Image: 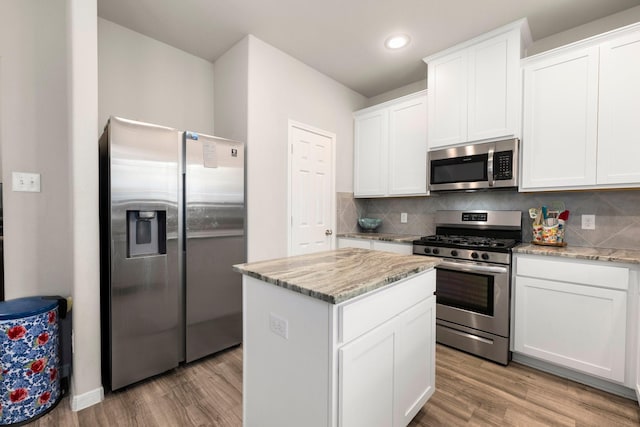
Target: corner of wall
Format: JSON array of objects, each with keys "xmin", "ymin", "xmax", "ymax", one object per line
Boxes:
[{"xmin": 337, "ymin": 192, "xmax": 367, "ymax": 233}]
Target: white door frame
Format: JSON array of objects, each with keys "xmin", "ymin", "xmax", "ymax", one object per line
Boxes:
[{"xmin": 287, "ymin": 120, "xmax": 337, "ymax": 256}]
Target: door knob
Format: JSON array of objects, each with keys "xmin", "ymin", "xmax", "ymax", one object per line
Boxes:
[{"xmin": 325, "ymin": 229, "xmax": 333, "ymax": 236}]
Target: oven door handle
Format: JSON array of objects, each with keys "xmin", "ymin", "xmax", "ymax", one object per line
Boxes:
[{"xmin": 437, "ymin": 260, "xmax": 509, "ymax": 275}]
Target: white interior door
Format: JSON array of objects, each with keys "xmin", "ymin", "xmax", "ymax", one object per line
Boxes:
[{"xmin": 289, "ymin": 121, "xmax": 335, "ymax": 256}]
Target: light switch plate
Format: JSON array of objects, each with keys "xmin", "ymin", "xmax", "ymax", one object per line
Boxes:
[
  {"xmin": 581, "ymin": 214, "xmax": 596, "ymax": 230},
  {"xmin": 400, "ymin": 213, "xmax": 408, "ymax": 223},
  {"xmin": 12, "ymin": 172, "xmax": 41, "ymax": 192}
]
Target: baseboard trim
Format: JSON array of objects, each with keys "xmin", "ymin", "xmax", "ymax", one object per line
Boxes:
[
  {"xmin": 512, "ymin": 353, "xmax": 637, "ymax": 401},
  {"xmin": 70, "ymin": 386, "xmax": 104, "ymax": 411}
]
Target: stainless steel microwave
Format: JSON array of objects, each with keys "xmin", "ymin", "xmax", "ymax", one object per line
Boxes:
[{"xmin": 428, "ymin": 139, "xmax": 519, "ymax": 192}]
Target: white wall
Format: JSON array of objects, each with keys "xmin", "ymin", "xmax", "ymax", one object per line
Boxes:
[
  {"xmin": 0, "ymin": 1, "xmax": 73, "ymax": 299},
  {"xmin": 213, "ymin": 38, "xmax": 249, "ymax": 143},
  {"xmin": 98, "ymin": 18, "xmax": 215, "ymax": 134},
  {"xmin": 245, "ymin": 36, "xmax": 366, "ymax": 262},
  {"xmin": 0, "ymin": 0, "xmax": 103, "ymax": 409},
  {"xmin": 67, "ymin": 0, "xmax": 102, "ymax": 408},
  {"xmin": 365, "ymin": 79, "xmax": 427, "ymax": 108},
  {"xmin": 528, "ymin": 5, "xmax": 640, "ymax": 55}
]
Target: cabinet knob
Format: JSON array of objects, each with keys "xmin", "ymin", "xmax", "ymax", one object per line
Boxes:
[{"xmin": 325, "ymin": 229, "xmax": 333, "ymax": 236}]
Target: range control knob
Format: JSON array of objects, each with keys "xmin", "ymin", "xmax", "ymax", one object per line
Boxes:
[
  {"xmin": 451, "ymin": 250, "xmax": 458, "ymax": 257},
  {"xmin": 423, "ymin": 247, "xmax": 431, "ymax": 254},
  {"xmin": 432, "ymin": 248, "xmax": 440, "ymax": 255},
  {"xmin": 481, "ymin": 253, "xmax": 490, "ymax": 260},
  {"xmin": 471, "ymin": 252, "xmax": 479, "ymax": 259}
]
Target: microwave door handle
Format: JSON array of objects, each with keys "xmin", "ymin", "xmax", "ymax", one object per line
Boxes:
[{"xmin": 487, "ymin": 145, "xmax": 495, "ymax": 187}]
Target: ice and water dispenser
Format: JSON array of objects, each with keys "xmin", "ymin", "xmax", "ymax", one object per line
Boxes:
[{"xmin": 126, "ymin": 210, "xmax": 167, "ymax": 257}]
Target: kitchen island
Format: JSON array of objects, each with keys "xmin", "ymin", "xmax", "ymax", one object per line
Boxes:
[{"xmin": 233, "ymin": 248, "xmax": 440, "ymax": 427}]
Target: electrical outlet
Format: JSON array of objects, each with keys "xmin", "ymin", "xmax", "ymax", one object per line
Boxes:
[
  {"xmin": 582, "ymin": 214, "xmax": 596, "ymax": 230},
  {"xmin": 400, "ymin": 212, "xmax": 408, "ymax": 223},
  {"xmin": 12, "ymin": 172, "xmax": 41, "ymax": 192},
  {"xmin": 269, "ymin": 313, "xmax": 289, "ymax": 339}
]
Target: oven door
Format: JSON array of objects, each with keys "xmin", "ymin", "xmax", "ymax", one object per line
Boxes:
[{"xmin": 435, "ymin": 259, "xmax": 509, "ymax": 337}]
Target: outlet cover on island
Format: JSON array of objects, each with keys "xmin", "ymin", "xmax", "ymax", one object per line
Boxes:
[
  {"xmin": 269, "ymin": 312, "xmax": 288, "ymax": 339},
  {"xmin": 582, "ymin": 214, "xmax": 596, "ymax": 230},
  {"xmin": 400, "ymin": 212, "xmax": 408, "ymax": 223}
]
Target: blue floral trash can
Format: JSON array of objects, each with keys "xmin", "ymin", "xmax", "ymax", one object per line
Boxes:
[{"xmin": 0, "ymin": 297, "xmax": 62, "ymax": 426}]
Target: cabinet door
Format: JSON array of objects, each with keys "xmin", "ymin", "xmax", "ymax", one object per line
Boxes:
[
  {"xmin": 354, "ymin": 109, "xmax": 388, "ymax": 196},
  {"xmin": 339, "ymin": 319, "xmax": 396, "ymax": 427},
  {"xmin": 597, "ymin": 31, "xmax": 640, "ymax": 185},
  {"xmin": 395, "ymin": 297, "xmax": 436, "ymax": 426},
  {"xmin": 388, "ymin": 96, "xmax": 428, "ymax": 195},
  {"xmin": 514, "ymin": 276, "xmax": 626, "ymax": 381},
  {"xmin": 337, "ymin": 238, "xmax": 372, "ymax": 250},
  {"xmin": 521, "ymin": 47, "xmax": 599, "ymax": 189},
  {"xmin": 372, "ymin": 240, "xmax": 412, "ymax": 255},
  {"xmin": 427, "ymin": 51, "xmax": 467, "ymax": 148},
  {"xmin": 467, "ymin": 30, "xmax": 519, "ymax": 142}
]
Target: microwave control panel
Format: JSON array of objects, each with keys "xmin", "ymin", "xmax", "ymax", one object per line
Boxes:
[{"xmin": 493, "ymin": 151, "xmax": 513, "ymax": 180}]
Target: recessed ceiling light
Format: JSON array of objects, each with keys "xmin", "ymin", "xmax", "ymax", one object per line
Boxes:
[{"xmin": 385, "ymin": 34, "xmax": 410, "ymax": 50}]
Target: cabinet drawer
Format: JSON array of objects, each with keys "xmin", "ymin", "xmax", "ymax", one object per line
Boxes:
[
  {"xmin": 372, "ymin": 241, "xmax": 412, "ymax": 255},
  {"xmin": 337, "ymin": 238, "xmax": 372, "ymax": 250},
  {"xmin": 339, "ymin": 269, "xmax": 436, "ymax": 344},
  {"xmin": 516, "ymin": 256, "xmax": 629, "ymax": 290}
]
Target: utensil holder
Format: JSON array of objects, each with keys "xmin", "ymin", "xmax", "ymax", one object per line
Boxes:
[{"xmin": 532, "ymin": 219, "xmax": 566, "ymax": 246}]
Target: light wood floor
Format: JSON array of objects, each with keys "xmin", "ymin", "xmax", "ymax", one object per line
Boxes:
[{"xmin": 33, "ymin": 344, "xmax": 640, "ymax": 426}]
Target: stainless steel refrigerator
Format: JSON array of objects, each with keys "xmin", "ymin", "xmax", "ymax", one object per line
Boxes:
[{"xmin": 99, "ymin": 117, "xmax": 245, "ymax": 391}]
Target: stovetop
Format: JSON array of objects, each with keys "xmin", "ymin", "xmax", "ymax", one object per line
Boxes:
[
  {"xmin": 414, "ymin": 234, "xmax": 518, "ymax": 251},
  {"xmin": 412, "ymin": 234, "xmax": 517, "ymax": 264},
  {"xmin": 412, "ymin": 210, "xmax": 522, "ymax": 263}
]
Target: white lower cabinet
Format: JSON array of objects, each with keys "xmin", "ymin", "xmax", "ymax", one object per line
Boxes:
[
  {"xmin": 243, "ymin": 269, "xmax": 436, "ymax": 427},
  {"xmin": 513, "ymin": 255, "xmax": 629, "ymax": 382},
  {"xmin": 337, "ymin": 237, "xmax": 413, "ymax": 255},
  {"xmin": 637, "ymin": 289, "xmax": 640, "ymax": 403},
  {"xmin": 339, "ymin": 317, "xmax": 396, "ymax": 427},
  {"xmin": 394, "ymin": 298, "xmax": 436, "ymax": 425},
  {"xmin": 339, "ymin": 297, "xmax": 435, "ymax": 427},
  {"xmin": 337, "ymin": 237, "xmax": 372, "ymax": 250}
]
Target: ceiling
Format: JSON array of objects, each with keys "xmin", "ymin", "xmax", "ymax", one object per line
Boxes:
[{"xmin": 97, "ymin": 0, "xmax": 640, "ymax": 98}]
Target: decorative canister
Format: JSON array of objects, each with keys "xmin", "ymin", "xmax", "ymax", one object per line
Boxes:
[{"xmin": 0, "ymin": 297, "xmax": 61, "ymax": 425}]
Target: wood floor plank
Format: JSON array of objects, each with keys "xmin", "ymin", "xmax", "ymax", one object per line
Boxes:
[{"xmin": 31, "ymin": 344, "xmax": 640, "ymax": 426}]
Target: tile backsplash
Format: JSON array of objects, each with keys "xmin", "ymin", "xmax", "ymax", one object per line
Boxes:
[{"xmin": 337, "ymin": 189, "xmax": 640, "ymax": 250}]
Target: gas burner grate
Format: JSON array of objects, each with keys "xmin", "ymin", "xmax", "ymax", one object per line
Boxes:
[{"xmin": 418, "ymin": 234, "xmax": 517, "ymax": 250}]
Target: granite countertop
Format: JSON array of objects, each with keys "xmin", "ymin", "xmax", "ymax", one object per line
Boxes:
[
  {"xmin": 513, "ymin": 244, "xmax": 640, "ymax": 265},
  {"xmin": 337, "ymin": 232, "xmax": 421, "ymax": 243},
  {"xmin": 233, "ymin": 247, "xmax": 440, "ymax": 304}
]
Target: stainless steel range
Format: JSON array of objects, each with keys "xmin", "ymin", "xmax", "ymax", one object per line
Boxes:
[{"xmin": 413, "ymin": 210, "xmax": 522, "ymax": 365}]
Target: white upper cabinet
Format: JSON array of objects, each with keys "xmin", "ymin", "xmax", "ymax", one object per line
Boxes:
[
  {"xmin": 467, "ymin": 30, "xmax": 520, "ymax": 142},
  {"xmin": 521, "ymin": 23, "xmax": 640, "ymax": 191},
  {"xmin": 426, "ymin": 51, "xmax": 467, "ymax": 147},
  {"xmin": 424, "ymin": 19, "xmax": 530, "ymax": 150},
  {"xmin": 354, "ymin": 91, "xmax": 427, "ymax": 198},
  {"xmin": 388, "ymin": 96, "xmax": 428, "ymax": 195},
  {"xmin": 521, "ymin": 46, "xmax": 600, "ymax": 188},
  {"xmin": 597, "ymin": 30, "xmax": 640, "ymax": 185},
  {"xmin": 354, "ymin": 108, "xmax": 388, "ymax": 196}
]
